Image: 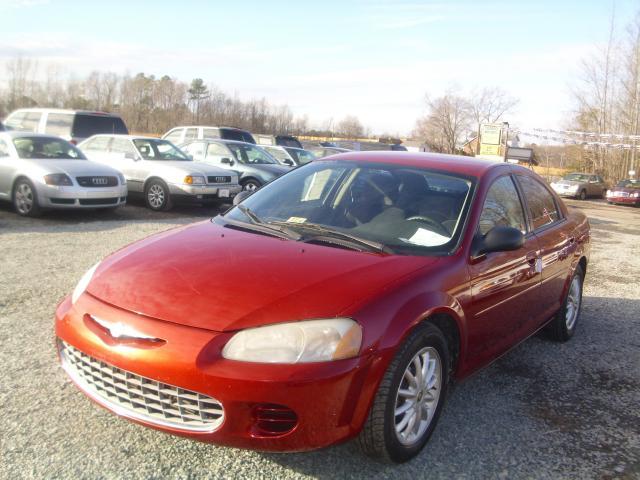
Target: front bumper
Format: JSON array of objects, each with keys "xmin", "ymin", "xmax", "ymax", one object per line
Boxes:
[
  {"xmin": 552, "ymin": 188, "xmax": 580, "ymax": 198},
  {"xmin": 37, "ymin": 184, "xmax": 128, "ymax": 209},
  {"xmin": 54, "ymin": 293, "xmax": 384, "ymax": 452},
  {"xmin": 169, "ymin": 183, "xmax": 242, "ymax": 203}
]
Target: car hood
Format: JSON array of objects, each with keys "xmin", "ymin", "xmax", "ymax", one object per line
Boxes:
[
  {"xmin": 26, "ymin": 159, "xmax": 120, "ymax": 176},
  {"xmin": 554, "ymin": 180, "xmax": 582, "ymax": 187},
  {"xmin": 86, "ymin": 221, "xmax": 437, "ymax": 332},
  {"xmin": 242, "ymin": 163, "xmax": 291, "ymax": 176},
  {"xmin": 143, "ymin": 160, "xmax": 236, "ymax": 178}
]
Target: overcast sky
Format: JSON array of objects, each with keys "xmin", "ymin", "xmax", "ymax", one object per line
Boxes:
[{"xmin": 0, "ymin": 0, "xmax": 636, "ymax": 135}]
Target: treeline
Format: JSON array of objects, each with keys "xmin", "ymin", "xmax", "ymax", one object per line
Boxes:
[
  {"xmin": 568, "ymin": 11, "xmax": 640, "ymax": 180},
  {"xmin": 0, "ymin": 58, "xmax": 366, "ymax": 138}
]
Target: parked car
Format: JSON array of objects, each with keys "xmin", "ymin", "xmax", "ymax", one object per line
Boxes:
[
  {"xmin": 78, "ymin": 135, "xmax": 240, "ymax": 211},
  {"xmin": 606, "ymin": 178, "xmax": 640, "ymax": 206},
  {"xmin": 162, "ymin": 126, "xmax": 256, "ymax": 145},
  {"xmin": 306, "ymin": 145, "xmax": 351, "ymax": 158},
  {"xmin": 55, "ymin": 151, "xmax": 589, "ymax": 462},
  {"xmin": 550, "ymin": 172, "xmax": 608, "ymax": 200},
  {"xmin": 3, "ymin": 108, "xmax": 128, "ymax": 144},
  {"xmin": 0, "ymin": 132, "xmax": 127, "ymax": 216},
  {"xmin": 181, "ymin": 139, "xmax": 290, "ymax": 191},
  {"xmin": 261, "ymin": 145, "xmax": 316, "ymax": 167},
  {"xmin": 254, "ymin": 134, "xmax": 303, "ymax": 149}
]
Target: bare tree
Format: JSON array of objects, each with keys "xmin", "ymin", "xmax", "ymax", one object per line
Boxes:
[
  {"xmin": 337, "ymin": 115, "xmax": 364, "ymax": 139},
  {"xmin": 469, "ymin": 86, "xmax": 518, "ymax": 125},
  {"xmin": 414, "ymin": 89, "xmax": 473, "ymax": 154}
]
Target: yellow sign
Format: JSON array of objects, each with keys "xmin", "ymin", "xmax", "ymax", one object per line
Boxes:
[
  {"xmin": 480, "ymin": 144, "xmax": 501, "ymax": 156},
  {"xmin": 480, "ymin": 124, "xmax": 502, "ymax": 145}
]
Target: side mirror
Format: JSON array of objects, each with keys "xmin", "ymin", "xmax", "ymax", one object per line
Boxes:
[
  {"xmin": 471, "ymin": 226, "xmax": 524, "ymax": 257},
  {"xmin": 283, "ymin": 159, "xmax": 294, "ymax": 166},
  {"xmin": 186, "ymin": 154, "xmax": 194, "ymax": 161},
  {"xmin": 124, "ymin": 152, "xmax": 138, "ymax": 161},
  {"xmin": 221, "ymin": 157, "xmax": 234, "ymax": 165},
  {"xmin": 233, "ymin": 190, "xmax": 253, "ymax": 205}
]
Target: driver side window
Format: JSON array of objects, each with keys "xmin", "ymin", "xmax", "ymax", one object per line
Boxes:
[{"xmin": 479, "ymin": 176, "xmax": 526, "ymax": 235}]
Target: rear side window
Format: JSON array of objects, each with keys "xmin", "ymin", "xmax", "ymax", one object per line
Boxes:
[
  {"xmin": 164, "ymin": 129, "xmax": 183, "ymax": 144},
  {"xmin": 5, "ymin": 111, "xmax": 27, "ymax": 129},
  {"xmin": 22, "ymin": 112, "xmax": 42, "ymax": 132},
  {"xmin": 72, "ymin": 115, "xmax": 128, "ymax": 138},
  {"xmin": 45, "ymin": 113, "xmax": 74, "ymax": 136},
  {"xmin": 110, "ymin": 138, "xmax": 136, "ymax": 156},
  {"xmin": 517, "ymin": 175, "xmax": 561, "ymax": 230},
  {"xmin": 479, "ymin": 176, "xmax": 526, "ymax": 235},
  {"xmin": 184, "ymin": 128, "xmax": 198, "ymax": 141},
  {"xmin": 206, "ymin": 142, "xmax": 229, "ymax": 157},
  {"xmin": 202, "ymin": 128, "xmax": 220, "ymax": 140},
  {"xmin": 83, "ymin": 136, "xmax": 111, "ymax": 151},
  {"xmin": 221, "ymin": 129, "xmax": 255, "ymax": 144}
]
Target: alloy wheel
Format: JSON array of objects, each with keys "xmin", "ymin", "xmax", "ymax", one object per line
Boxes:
[
  {"xmin": 147, "ymin": 184, "xmax": 165, "ymax": 209},
  {"xmin": 565, "ymin": 275, "xmax": 582, "ymax": 330},
  {"xmin": 15, "ymin": 183, "xmax": 34, "ymax": 215},
  {"xmin": 394, "ymin": 346, "xmax": 442, "ymax": 446},
  {"xmin": 243, "ymin": 182, "xmax": 259, "ymax": 192}
]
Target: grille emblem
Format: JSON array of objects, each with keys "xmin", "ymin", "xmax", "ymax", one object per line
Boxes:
[
  {"xmin": 92, "ymin": 177, "xmax": 108, "ymax": 185},
  {"xmin": 91, "ymin": 315, "xmax": 161, "ymax": 342}
]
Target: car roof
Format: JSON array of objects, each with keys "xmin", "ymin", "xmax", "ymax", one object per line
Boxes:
[
  {"xmin": 186, "ymin": 138, "xmax": 259, "ymax": 147},
  {"xmin": 7, "ymin": 108, "xmax": 122, "ymax": 117},
  {"xmin": 82, "ymin": 134, "xmax": 159, "ymax": 141},
  {"xmin": 168, "ymin": 125, "xmax": 250, "ymax": 131},
  {"xmin": 320, "ymin": 151, "xmax": 516, "ymax": 178}
]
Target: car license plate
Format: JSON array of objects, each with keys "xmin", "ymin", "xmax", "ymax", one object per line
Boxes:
[{"xmin": 219, "ymin": 189, "xmax": 229, "ymax": 198}]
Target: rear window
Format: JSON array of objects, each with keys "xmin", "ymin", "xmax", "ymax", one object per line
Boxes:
[
  {"xmin": 21, "ymin": 112, "xmax": 41, "ymax": 132},
  {"xmin": 45, "ymin": 113, "xmax": 74, "ymax": 136},
  {"xmin": 276, "ymin": 136, "xmax": 302, "ymax": 148},
  {"xmin": 72, "ymin": 114, "xmax": 128, "ymax": 138},
  {"xmin": 221, "ymin": 129, "xmax": 255, "ymax": 144}
]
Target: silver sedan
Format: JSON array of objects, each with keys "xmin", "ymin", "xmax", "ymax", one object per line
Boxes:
[{"xmin": 0, "ymin": 132, "xmax": 127, "ymax": 216}]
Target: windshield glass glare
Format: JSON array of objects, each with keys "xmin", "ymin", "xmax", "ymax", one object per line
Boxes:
[
  {"xmin": 227, "ymin": 143, "xmax": 278, "ymax": 164},
  {"xmin": 13, "ymin": 137, "xmax": 86, "ymax": 160},
  {"xmin": 133, "ymin": 139, "xmax": 189, "ymax": 161},
  {"xmin": 224, "ymin": 161, "xmax": 474, "ymax": 255}
]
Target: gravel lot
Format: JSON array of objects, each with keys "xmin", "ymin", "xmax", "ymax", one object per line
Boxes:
[{"xmin": 1, "ymin": 198, "xmax": 638, "ymax": 479}]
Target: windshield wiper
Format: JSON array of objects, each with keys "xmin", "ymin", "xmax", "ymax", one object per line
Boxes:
[
  {"xmin": 271, "ymin": 221, "xmax": 390, "ymax": 254},
  {"xmin": 232, "ymin": 205, "xmax": 301, "ymax": 240}
]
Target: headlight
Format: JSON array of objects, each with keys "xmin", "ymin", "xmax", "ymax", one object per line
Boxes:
[
  {"xmin": 71, "ymin": 262, "xmax": 100, "ymax": 304},
  {"xmin": 606, "ymin": 190, "xmax": 611, "ymax": 197},
  {"xmin": 117, "ymin": 173, "xmax": 126, "ymax": 185},
  {"xmin": 633, "ymin": 192, "xmax": 640, "ymax": 198},
  {"xmin": 222, "ymin": 318, "xmax": 362, "ymax": 363},
  {"xmin": 184, "ymin": 175, "xmax": 205, "ymax": 185},
  {"xmin": 44, "ymin": 173, "xmax": 73, "ymax": 186}
]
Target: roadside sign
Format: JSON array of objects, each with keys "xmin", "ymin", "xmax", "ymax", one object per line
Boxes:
[{"xmin": 480, "ymin": 124, "xmax": 502, "ymax": 145}]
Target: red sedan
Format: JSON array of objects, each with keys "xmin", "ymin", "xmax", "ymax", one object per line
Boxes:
[
  {"xmin": 606, "ymin": 179, "xmax": 640, "ymax": 206},
  {"xmin": 55, "ymin": 152, "xmax": 590, "ymax": 463}
]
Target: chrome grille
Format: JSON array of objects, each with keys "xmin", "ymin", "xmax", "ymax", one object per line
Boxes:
[
  {"xmin": 207, "ymin": 175, "xmax": 231, "ymax": 184},
  {"xmin": 59, "ymin": 341, "xmax": 224, "ymax": 432}
]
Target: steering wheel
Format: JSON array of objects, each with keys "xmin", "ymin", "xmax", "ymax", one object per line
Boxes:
[{"xmin": 406, "ymin": 215, "xmax": 450, "ymax": 237}]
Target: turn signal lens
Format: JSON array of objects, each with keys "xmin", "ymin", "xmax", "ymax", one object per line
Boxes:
[{"xmin": 184, "ymin": 175, "xmax": 205, "ymax": 185}]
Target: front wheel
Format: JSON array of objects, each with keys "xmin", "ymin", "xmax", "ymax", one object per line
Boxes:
[
  {"xmin": 546, "ymin": 265, "xmax": 584, "ymax": 342},
  {"xmin": 358, "ymin": 323, "xmax": 449, "ymax": 463},
  {"xmin": 578, "ymin": 189, "xmax": 587, "ymax": 200},
  {"xmin": 145, "ymin": 180, "xmax": 173, "ymax": 211},
  {"xmin": 13, "ymin": 179, "xmax": 42, "ymax": 217}
]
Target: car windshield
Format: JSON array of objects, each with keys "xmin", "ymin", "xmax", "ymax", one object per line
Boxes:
[
  {"xmin": 13, "ymin": 136, "xmax": 86, "ymax": 160},
  {"xmin": 264, "ymin": 146, "xmax": 291, "ymax": 162},
  {"xmin": 227, "ymin": 143, "xmax": 278, "ymax": 164},
  {"xmin": 616, "ymin": 179, "xmax": 640, "ymax": 188},
  {"xmin": 223, "ymin": 161, "xmax": 474, "ymax": 255},
  {"xmin": 563, "ymin": 173, "xmax": 590, "ymax": 182},
  {"xmin": 286, "ymin": 148, "xmax": 316, "ymax": 165},
  {"xmin": 133, "ymin": 139, "xmax": 189, "ymax": 161}
]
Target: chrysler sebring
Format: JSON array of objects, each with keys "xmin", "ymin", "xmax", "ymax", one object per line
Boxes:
[{"xmin": 55, "ymin": 152, "xmax": 590, "ymax": 463}]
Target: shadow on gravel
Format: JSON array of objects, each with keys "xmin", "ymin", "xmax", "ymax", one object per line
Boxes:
[
  {"xmin": 259, "ymin": 296, "xmax": 640, "ymax": 479},
  {"xmin": 0, "ymin": 199, "xmax": 227, "ymax": 234}
]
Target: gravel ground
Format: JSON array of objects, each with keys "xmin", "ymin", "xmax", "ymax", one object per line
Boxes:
[{"xmin": 0, "ymin": 198, "xmax": 638, "ymax": 480}]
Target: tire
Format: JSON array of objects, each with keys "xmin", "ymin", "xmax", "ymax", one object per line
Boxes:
[
  {"xmin": 358, "ymin": 323, "xmax": 449, "ymax": 463},
  {"xmin": 578, "ymin": 189, "xmax": 587, "ymax": 200},
  {"xmin": 144, "ymin": 180, "xmax": 173, "ymax": 211},
  {"xmin": 546, "ymin": 265, "xmax": 584, "ymax": 342},
  {"xmin": 12, "ymin": 178, "xmax": 42, "ymax": 217},
  {"xmin": 240, "ymin": 179, "xmax": 261, "ymax": 192}
]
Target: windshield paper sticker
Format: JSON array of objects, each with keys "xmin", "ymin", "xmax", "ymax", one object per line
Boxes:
[{"xmin": 401, "ymin": 228, "xmax": 450, "ymax": 247}]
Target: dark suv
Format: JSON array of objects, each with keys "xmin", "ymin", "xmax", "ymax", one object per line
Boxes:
[{"xmin": 3, "ymin": 109, "xmax": 128, "ymax": 144}]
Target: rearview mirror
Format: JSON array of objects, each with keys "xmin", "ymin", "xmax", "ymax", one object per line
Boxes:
[
  {"xmin": 233, "ymin": 190, "xmax": 253, "ymax": 205},
  {"xmin": 472, "ymin": 226, "xmax": 524, "ymax": 257}
]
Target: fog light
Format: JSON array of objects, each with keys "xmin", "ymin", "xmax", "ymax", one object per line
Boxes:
[{"xmin": 251, "ymin": 403, "xmax": 298, "ymax": 437}]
